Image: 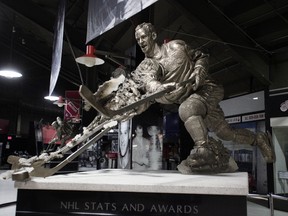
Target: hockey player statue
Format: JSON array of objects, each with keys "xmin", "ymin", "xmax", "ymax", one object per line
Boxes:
[
  {"xmin": 81, "ymin": 22, "xmax": 275, "ymax": 173},
  {"xmin": 1, "ymin": 22, "xmax": 275, "ymax": 181}
]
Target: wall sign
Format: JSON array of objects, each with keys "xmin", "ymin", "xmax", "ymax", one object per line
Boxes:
[
  {"xmin": 16, "ymin": 189, "xmax": 247, "ymax": 216},
  {"xmin": 225, "ymin": 112, "xmax": 265, "ymax": 124},
  {"xmin": 225, "ymin": 116, "xmax": 241, "ymax": 124},
  {"xmin": 242, "ymin": 112, "xmax": 265, "ymax": 122},
  {"xmin": 64, "ymin": 91, "xmax": 81, "ymax": 123}
]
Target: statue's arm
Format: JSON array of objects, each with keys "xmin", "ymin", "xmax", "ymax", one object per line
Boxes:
[
  {"xmin": 187, "ymin": 46, "xmax": 210, "ymax": 90},
  {"xmin": 132, "ymin": 58, "xmax": 166, "ymax": 93}
]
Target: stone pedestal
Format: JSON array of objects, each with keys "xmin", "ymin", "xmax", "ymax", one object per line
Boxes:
[{"xmin": 14, "ymin": 169, "xmax": 248, "ymax": 216}]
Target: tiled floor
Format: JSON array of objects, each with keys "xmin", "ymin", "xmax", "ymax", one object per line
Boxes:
[
  {"xmin": 0, "ymin": 170, "xmax": 287, "ymax": 216},
  {"xmin": 0, "ymin": 172, "xmax": 17, "ymax": 216}
]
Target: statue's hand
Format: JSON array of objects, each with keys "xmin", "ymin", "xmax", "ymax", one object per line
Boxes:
[
  {"xmin": 192, "ymin": 66, "xmax": 207, "ymax": 91},
  {"xmin": 163, "ymin": 82, "xmax": 176, "ymax": 91}
]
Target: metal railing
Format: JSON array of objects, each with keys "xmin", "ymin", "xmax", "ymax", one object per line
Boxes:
[{"xmin": 247, "ymin": 193, "xmax": 288, "ymax": 216}]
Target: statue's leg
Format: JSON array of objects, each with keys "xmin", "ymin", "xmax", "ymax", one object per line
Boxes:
[
  {"xmin": 215, "ymin": 122, "xmax": 275, "ymax": 163},
  {"xmin": 254, "ymin": 131, "xmax": 275, "ymax": 163},
  {"xmin": 178, "ymin": 96, "xmax": 208, "ymax": 146},
  {"xmin": 178, "ymin": 84, "xmax": 224, "ymax": 147},
  {"xmin": 207, "ymin": 106, "xmax": 275, "ymax": 163},
  {"xmin": 185, "ymin": 115, "xmax": 208, "ymax": 146},
  {"xmin": 177, "ymin": 96, "xmax": 231, "ymax": 173},
  {"xmin": 212, "ymin": 121, "xmax": 255, "ymax": 144}
]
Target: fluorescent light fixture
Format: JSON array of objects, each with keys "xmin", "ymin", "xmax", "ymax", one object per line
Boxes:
[
  {"xmin": 0, "ymin": 69, "xmax": 22, "ymax": 78},
  {"xmin": 253, "ymin": 97, "xmax": 259, "ymax": 100},
  {"xmin": 44, "ymin": 95, "xmax": 59, "ymax": 101}
]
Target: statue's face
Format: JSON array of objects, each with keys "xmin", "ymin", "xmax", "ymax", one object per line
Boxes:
[{"xmin": 135, "ymin": 28, "xmax": 155, "ymax": 56}]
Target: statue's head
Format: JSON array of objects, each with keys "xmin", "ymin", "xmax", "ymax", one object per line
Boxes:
[
  {"xmin": 135, "ymin": 22, "xmax": 156, "ymax": 35},
  {"xmin": 135, "ymin": 22, "xmax": 157, "ymax": 57}
]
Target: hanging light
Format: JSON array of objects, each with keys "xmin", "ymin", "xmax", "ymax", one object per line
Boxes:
[
  {"xmin": 44, "ymin": 95, "xmax": 59, "ymax": 101},
  {"xmin": 0, "ymin": 25, "xmax": 22, "ymax": 79},
  {"xmin": 75, "ymin": 45, "xmax": 104, "ymax": 67},
  {"xmin": 0, "ymin": 68, "xmax": 22, "ymax": 78}
]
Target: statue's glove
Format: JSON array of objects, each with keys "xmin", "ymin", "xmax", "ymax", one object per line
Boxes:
[
  {"xmin": 163, "ymin": 82, "xmax": 177, "ymax": 91},
  {"xmin": 192, "ymin": 65, "xmax": 207, "ymax": 91}
]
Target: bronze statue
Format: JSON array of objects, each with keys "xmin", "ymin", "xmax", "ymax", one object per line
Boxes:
[
  {"xmin": 2, "ymin": 22, "xmax": 276, "ymax": 180},
  {"xmin": 80, "ymin": 22, "xmax": 275, "ymax": 173},
  {"xmin": 133, "ymin": 22, "xmax": 275, "ymax": 173},
  {"xmin": 79, "ymin": 23, "xmax": 275, "ymax": 173}
]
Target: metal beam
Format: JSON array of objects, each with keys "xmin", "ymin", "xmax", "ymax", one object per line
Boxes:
[{"xmin": 167, "ymin": 0, "xmax": 271, "ymax": 85}]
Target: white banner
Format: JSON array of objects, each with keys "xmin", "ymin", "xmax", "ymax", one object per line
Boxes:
[
  {"xmin": 86, "ymin": 0, "xmax": 158, "ymax": 43},
  {"xmin": 49, "ymin": 0, "xmax": 65, "ymax": 96}
]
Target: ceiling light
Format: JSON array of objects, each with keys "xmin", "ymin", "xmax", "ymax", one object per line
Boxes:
[
  {"xmin": 44, "ymin": 95, "xmax": 59, "ymax": 101},
  {"xmin": 0, "ymin": 22, "xmax": 23, "ymax": 79},
  {"xmin": 75, "ymin": 45, "xmax": 104, "ymax": 67},
  {"xmin": 0, "ymin": 69, "xmax": 22, "ymax": 78}
]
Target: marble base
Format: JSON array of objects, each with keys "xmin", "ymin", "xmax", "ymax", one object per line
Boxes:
[{"xmin": 15, "ymin": 169, "xmax": 248, "ymax": 216}]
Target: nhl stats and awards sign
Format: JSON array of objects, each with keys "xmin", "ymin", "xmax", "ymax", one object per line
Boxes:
[{"xmin": 16, "ymin": 189, "xmax": 246, "ymax": 216}]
